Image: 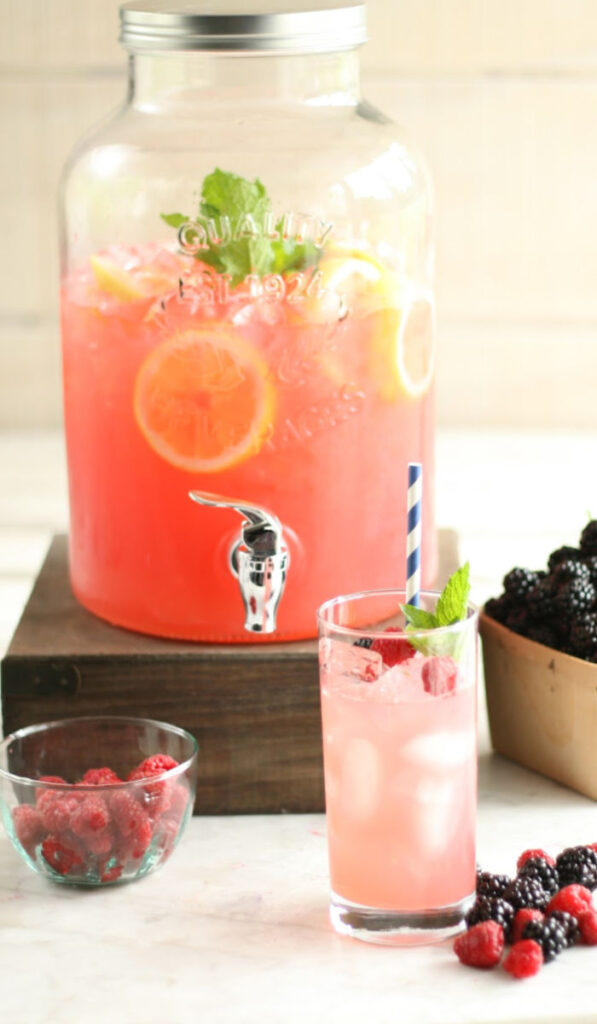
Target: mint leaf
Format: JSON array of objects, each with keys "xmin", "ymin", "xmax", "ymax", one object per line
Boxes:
[
  {"xmin": 400, "ymin": 604, "xmax": 437, "ymax": 630},
  {"xmin": 161, "ymin": 168, "xmax": 323, "ymax": 286},
  {"xmin": 435, "ymin": 562, "xmax": 470, "ymax": 627},
  {"xmin": 160, "ymin": 212, "xmax": 188, "ymax": 229}
]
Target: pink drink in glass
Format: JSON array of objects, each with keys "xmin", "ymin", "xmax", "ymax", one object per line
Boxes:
[{"xmin": 318, "ymin": 590, "xmax": 478, "ymax": 944}]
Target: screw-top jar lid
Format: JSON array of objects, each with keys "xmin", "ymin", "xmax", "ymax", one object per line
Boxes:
[{"xmin": 119, "ymin": 1, "xmax": 367, "ymax": 54}]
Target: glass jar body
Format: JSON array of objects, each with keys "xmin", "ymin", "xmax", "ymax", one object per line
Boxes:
[{"xmin": 59, "ymin": 49, "xmax": 437, "ymax": 642}]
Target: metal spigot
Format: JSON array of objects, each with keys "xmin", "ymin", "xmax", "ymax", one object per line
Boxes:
[{"xmin": 189, "ymin": 490, "xmax": 289, "ymax": 634}]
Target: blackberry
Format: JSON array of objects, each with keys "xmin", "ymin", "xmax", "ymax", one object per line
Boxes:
[
  {"xmin": 582, "ymin": 555, "xmax": 597, "ymax": 587},
  {"xmin": 554, "ymin": 579, "xmax": 596, "ymax": 620},
  {"xmin": 503, "ymin": 876, "xmax": 549, "ymax": 911},
  {"xmin": 353, "ymin": 637, "xmax": 373, "ymax": 649},
  {"xmin": 522, "ymin": 917, "xmax": 567, "ymax": 962},
  {"xmin": 525, "ymin": 623, "xmax": 559, "ymax": 649},
  {"xmin": 555, "ymin": 846, "xmax": 597, "ymax": 890},
  {"xmin": 547, "ymin": 910, "xmax": 581, "ymax": 947},
  {"xmin": 504, "ymin": 607, "xmax": 531, "ymax": 636},
  {"xmin": 484, "ymin": 595, "xmax": 510, "ymax": 624},
  {"xmin": 465, "ymin": 895, "xmax": 515, "ymax": 938},
  {"xmin": 547, "ymin": 546, "xmax": 581, "ymax": 572},
  {"xmin": 568, "ymin": 613, "xmax": 597, "ymax": 658},
  {"xmin": 579, "ymin": 520, "xmax": 597, "ymax": 557},
  {"xmin": 518, "ymin": 856, "xmax": 560, "ymax": 896},
  {"xmin": 502, "ymin": 568, "xmax": 541, "ymax": 602},
  {"xmin": 476, "ymin": 871, "xmax": 511, "ymax": 899},
  {"xmin": 552, "ymin": 560, "xmax": 591, "ymax": 586},
  {"xmin": 527, "ymin": 578, "xmax": 557, "ymax": 621}
]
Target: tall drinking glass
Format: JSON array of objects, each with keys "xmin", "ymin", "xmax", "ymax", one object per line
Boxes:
[{"xmin": 318, "ymin": 589, "xmax": 478, "ymax": 945}]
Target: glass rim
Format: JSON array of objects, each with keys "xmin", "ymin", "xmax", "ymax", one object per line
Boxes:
[
  {"xmin": 0, "ymin": 714, "xmax": 199, "ymax": 789},
  {"xmin": 317, "ymin": 587, "xmax": 479, "ymax": 640}
]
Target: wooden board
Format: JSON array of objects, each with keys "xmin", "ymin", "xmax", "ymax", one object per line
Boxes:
[{"xmin": 1, "ymin": 531, "xmax": 458, "ymax": 814}]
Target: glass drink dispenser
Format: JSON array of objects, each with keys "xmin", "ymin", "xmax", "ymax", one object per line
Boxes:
[{"xmin": 59, "ymin": 1, "xmax": 437, "ymax": 642}]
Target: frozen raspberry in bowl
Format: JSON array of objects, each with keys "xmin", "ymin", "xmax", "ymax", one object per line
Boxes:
[{"xmin": 0, "ymin": 716, "xmax": 198, "ymax": 887}]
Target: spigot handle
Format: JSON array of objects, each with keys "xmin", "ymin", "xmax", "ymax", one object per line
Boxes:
[{"xmin": 189, "ymin": 490, "xmax": 289, "ymax": 634}]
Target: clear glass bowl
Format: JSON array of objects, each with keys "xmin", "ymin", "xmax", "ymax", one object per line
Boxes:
[{"xmin": 0, "ymin": 716, "xmax": 198, "ymax": 886}]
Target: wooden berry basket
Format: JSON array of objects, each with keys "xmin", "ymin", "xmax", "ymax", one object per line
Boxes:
[{"xmin": 480, "ymin": 610, "xmax": 597, "ymax": 801}]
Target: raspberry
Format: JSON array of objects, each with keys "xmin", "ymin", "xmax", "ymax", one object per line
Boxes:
[
  {"xmin": 100, "ymin": 863, "xmax": 123, "ymax": 884},
  {"xmin": 421, "ymin": 656, "xmax": 458, "ymax": 696},
  {"xmin": 503, "ymin": 940, "xmax": 543, "ymax": 979},
  {"xmin": 522, "ymin": 917, "xmax": 567, "ymax": 962},
  {"xmin": 503, "ymin": 876, "xmax": 549, "ymax": 911},
  {"xmin": 370, "ymin": 629, "xmax": 415, "ymax": 667},
  {"xmin": 577, "ymin": 909, "xmax": 597, "ymax": 945},
  {"xmin": 12, "ymin": 805, "xmax": 46, "ymax": 853},
  {"xmin": 156, "ymin": 817, "xmax": 180, "ymax": 861},
  {"xmin": 79, "ymin": 767, "xmax": 122, "ymax": 786},
  {"xmin": 511, "ymin": 908, "xmax": 544, "ymax": 944},
  {"xmin": 110, "ymin": 790, "xmax": 149, "ymax": 838},
  {"xmin": 453, "ymin": 921, "xmax": 504, "ymax": 968},
  {"xmin": 517, "ymin": 848, "xmax": 556, "ymax": 871},
  {"xmin": 41, "ymin": 835, "xmax": 84, "ymax": 876},
  {"xmin": 165, "ymin": 783, "xmax": 190, "ymax": 826},
  {"xmin": 129, "ymin": 754, "xmax": 179, "ymax": 779},
  {"xmin": 546, "ymin": 884, "xmax": 593, "ymax": 917},
  {"xmin": 35, "ymin": 776, "xmax": 66, "ymax": 803},
  {"xmin": 83, "ymin": 829, "xmax": 114, "ymax": 856},
  {"xmin": 556, "ymin": 845, "xmax": 597, "ymax": 890},
  {"xmin": 466, "ymin": 896, "xmax": 515, "ymax": 939},
  {"xmin": 38, "ymin": 790, "xmax": 82, "ymax": 834},
  {"xmin": 476, "ymin": 871, "xmax": 511, "ymax": 899},
  {"xmin": 518, "ymin": 856, "xmax": 560, "ymax": 896},
  {"xmin": 70, "ymin": 795, "xmax": 110, "ymax": 838},
  {"xmin": 118, "ymin": 818, "xmax": 153, "ymax": 862},
  {"xmin": 547, "ymin": 910, "xmax": 581, "ymax": 947}
]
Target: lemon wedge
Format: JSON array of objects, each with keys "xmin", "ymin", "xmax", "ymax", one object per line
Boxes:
[{"xmin": 90, "ymin": 254, "xmax": 147, "ymax": 302}]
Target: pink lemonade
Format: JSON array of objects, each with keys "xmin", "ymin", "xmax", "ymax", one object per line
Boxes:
[
  {"xmin": 319, "ymin": 630, "xmax": 477, "ymax": 937},
  {"xmin": 60, "ymin": 243, "xmax": 436, "ymax": 642}
]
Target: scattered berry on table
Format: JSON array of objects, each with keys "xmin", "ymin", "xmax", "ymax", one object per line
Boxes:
[
  {"xmin": 555, "ymin": 846, "xmax": 597, "ymax": 890},
  {"xmin": 546, "ymin": 884, "xmax": 593, "ymax": 917},
  {"xmin": 421, "ymin": 655, "xmax": 458, "ymax": 696},
  {"xmin": 511, "ymin": 908, "xmax": 544, "ymax": 944},
  {"xmin": 517, "ymin": 856, "xmax": 560, "ymax": 896},
  {"xmin": 547, "ymin": 911, "xmax": 581, "ymax": 947},
  {"xmin": 503, "ymin": 876, "xmax": 549, "ymax": 912},
  {"xmin": 522, "ymin": 917, "xmax": 567, "ymax": 962},
  {"xmin": 476, "ymin": 871, "xmax": 511, "ymax": 899},
  {"xmin": 466, "ymin": 896, "xmax": 515, "ymax": 939},
  {"xmin": 577, "ymin": 909, "xmax": 597, "ymax": 945},
  {"xmin": 517, "ymin": 848, "xmax": 556, "ymax": 870},
  {"xmin": 503, "ymin": 940, "xmax": 544, "ymax": 979},
  {"xmin": 453, "ymin": 921, "xmax": 505, "ymax": 968},
  {"xmin": 370, "ymin": 628, "xmax": 415, "ymax": 667}
]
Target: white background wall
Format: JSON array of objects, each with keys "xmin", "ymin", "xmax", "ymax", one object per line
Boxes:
[{"xmin": 2, "ymin": 0, "xmax": 597, "ymax": 428}]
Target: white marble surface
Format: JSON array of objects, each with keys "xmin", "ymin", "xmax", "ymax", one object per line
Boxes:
[{"xmin": 1, "ymin": 428, "xmax": 597, "ymax": 1023}]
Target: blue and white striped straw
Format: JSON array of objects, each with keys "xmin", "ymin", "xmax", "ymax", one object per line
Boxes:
[{"xmin": 406, "ymin": 462, "xmax": 423, "ymax": 607}]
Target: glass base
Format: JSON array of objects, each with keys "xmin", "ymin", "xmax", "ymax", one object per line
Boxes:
[{"xmin": 330, "ymin": 891, "xmax": 476, "ymax": 946}]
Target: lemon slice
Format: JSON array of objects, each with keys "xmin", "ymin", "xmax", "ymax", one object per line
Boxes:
[
  {"xmin": 90, "ymin": 255, "xmax": 146, "ymax": 302},
  {"xmin": 133, "ymin": 326, "xmax": 275, "ymax": 473},
  {"xmin": 396, "ymin": 296, "xmax": 435, "ymax": 398},
  {"xmin": 303, "ymin": 247, "xmax": 399, "ymax": 323}
]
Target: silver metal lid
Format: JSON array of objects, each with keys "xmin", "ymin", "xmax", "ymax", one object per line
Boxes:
[{"xmin": 119, "ymin": 1, "xmax": 367, "ymax": 54}]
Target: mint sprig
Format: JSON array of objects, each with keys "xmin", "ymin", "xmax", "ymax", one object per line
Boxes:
[
  {"xmin": 161, "ymin": 168, "xmax": 319, "ymax": 286},
  {"xmin": 400, "ymin": 562, "xmax": 471, "ymax": 656}
]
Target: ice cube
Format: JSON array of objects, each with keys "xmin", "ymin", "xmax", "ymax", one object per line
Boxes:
[
  {"xmin": 401, "ymin": 729, "xmax": 476, "ymax": 768},
  {"xmin": 341, "ymin": 737, "xmax": 383, "ymax": 820},
  {"xmin": 319, "ymin": 638, "xmax": 383, "ymax": 682},
  {"xmin": 376, "ymin": 659, "xmax": 429, "ymax": 702}
]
